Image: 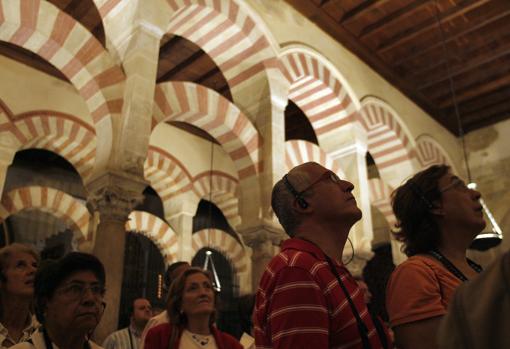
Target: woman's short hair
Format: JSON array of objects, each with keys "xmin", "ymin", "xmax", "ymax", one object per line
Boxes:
[
  {"xmin": 0, "ymin": 243, "xmax": 39, "ymax": 282},
  {"xmin": 0, "ymin": 243, "xmax": 39, "ymax": 317},
  {"xmin": 391, "ymin": 164, "xmax": 450, "ymax": 256},
  {"xmin": 34, "ymin": 252, "xmax": 105, "ymax": 323},
  {"xmin": 166, "ymin": 267, "xmax": 217, "ymax": 327}
]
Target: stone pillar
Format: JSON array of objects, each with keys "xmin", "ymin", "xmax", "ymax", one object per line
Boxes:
[
  {"xmin": 242, "ymin": 224, "xmax": 285, "ymax": 289},
  {"xmin": 167, "ymin": 210, "xmax": 195, "ymax": 263},
  {"xmin": 87, "ymin": 172, "xmax": 146, "ymax": 342},
  {"xmin": 236, "ymin": 69, "xmax": 289, "ymax": 291},
  {"xmin": 0, "ymin": 133, "xmax": 17, "ymax": 197},
  {"xmin": 329, "ymin": 129, "xmax": 374, "ymax": 265},
  {"xmin": 111, "ymin": 22, "xmax": 161, "ymax": 176}
]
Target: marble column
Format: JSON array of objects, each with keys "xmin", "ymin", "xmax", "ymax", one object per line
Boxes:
[
  {"xmin": 87, "ymin": 172, "xmax": 146, "ymax": 342},
  {"xmin": 167, "ymin": 210, "xmax": 195, "ymax": 263},
  {"xmin": 242, "ymin": 224, "xmax": 285, "ymax": 289},
  {"xmin": 0, "ymin": 134, "xmax": 17, "ymax": 197},
  {"xmin": 329, "ymin": 133, "xmax": 374, "ymax": 268}
]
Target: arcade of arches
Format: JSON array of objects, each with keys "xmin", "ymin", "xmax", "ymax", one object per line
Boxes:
[{"xmin": 1, "ymin": 0, "xmax": 509, "ymax": 341}]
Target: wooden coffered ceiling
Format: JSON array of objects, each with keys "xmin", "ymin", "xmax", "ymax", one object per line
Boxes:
[{"xmin": 286, "ymin": 0, "xmax": 510, "ymax": 135}]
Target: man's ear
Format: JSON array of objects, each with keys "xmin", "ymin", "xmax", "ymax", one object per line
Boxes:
[{"xmin": 292, "ymin": 198, "xmax": 312, "ymax": 213}]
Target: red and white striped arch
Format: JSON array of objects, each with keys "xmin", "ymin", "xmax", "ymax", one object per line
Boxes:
[
  {"xmin": 285, "ymin": 140, "xmax": 345, "ymax": 178},
  {"xmin": 368, "ymin": 178, "xmax": 396, "ymax": 227},
  {"xmin": 0, "ymin": 186, "xmax": 90, "ymax": 242},
  {"xmin": 360, "ymin": 98, "xmax": 416, "ymax": 186},
  {"xmin": 126, "ymin": 211, "xmax": 179, "ymax": 266},
  {"xmin": 0, "ymin": 0, "xmax": 125, "ymax": 171},
  {"xmin": 192, "ymin": 228, "xmax": 248, "ymax": 275},
  {"xmin": 280, "ymin": 48, "xmax": 359, "ymax": 144},
  {"xmin": 164, "ymin": 0, "xmax": 278, "ymax": 102},
  {"xmin": 144, "ymin": 146, "xmax": 241, "ymax": 228},
  {"xmin": 193, "ymin": 171, "xmax": 240, "ymax": 228},
  {"xmin": 9, "ymin": 111, "xmax": 96, "ymax": 180},
  {"xmin": 415, "ymin": 134, "xmax": 454, "ymax": 170},
  {"xmin": 153, "ymin": 82, "xmax": 261, "ymax": 180},
  {"xmin": 144, "ymin": 146, "xmax": 193, "ymax": 203}
]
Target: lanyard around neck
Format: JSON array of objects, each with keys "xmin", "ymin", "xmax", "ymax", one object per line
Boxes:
[{"xmin": 428, "ymin": 250, "xmax": 482, "ymax": 282}]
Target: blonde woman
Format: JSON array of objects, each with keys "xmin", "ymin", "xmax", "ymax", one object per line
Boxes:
[{"xmin": 0, "ymin": 244, "xmax": 39, "ymax": 348}]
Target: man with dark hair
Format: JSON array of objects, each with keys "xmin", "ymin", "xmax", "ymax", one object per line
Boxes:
[
  {"xmin": 12, "ymin": 252, "xmax": 106, "ymax": 349},
  {"xmin": 139, "ymin": 261, "xmax": 189, "ymax": 349},
  {"xmin": 254, "ymin": 162, "xmax": 392, "ymax": 349},
  {"xmin": 103, "ymin": 298, "xmax": 152, "ymax": 349}
]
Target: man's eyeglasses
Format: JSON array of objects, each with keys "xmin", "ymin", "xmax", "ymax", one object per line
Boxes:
[
  {"xmin": 57, "ymin": 282, "xmax": 106, "ymax": 301},
  {"xmin": 299, "ymin": 170, "xmax": 342, "ymax": 195},
  {"xmin": 439, "ymin": 177, "xmax": 471, "ymax": 194}
]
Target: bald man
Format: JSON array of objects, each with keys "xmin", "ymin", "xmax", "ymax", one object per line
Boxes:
[{"xmin": 254, "ymin": 162, "xmax": 391, "ymax": 349}]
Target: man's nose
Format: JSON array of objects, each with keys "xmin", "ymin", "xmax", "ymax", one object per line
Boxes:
[{"xmin": 342, "ymin": 180, "xmax": 355, "ymax": 192}]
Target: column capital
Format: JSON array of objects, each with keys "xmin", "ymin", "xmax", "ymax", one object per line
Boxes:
[
  {"xmin": 87, "ymin": 172, "xmax": 147, "ymax": 222},
  {"xmin": 328, "ymin": 141, "xmax": 368, "ymax": 160},
  {"xmin": 240, "ymin": 223, "xmax": 286, "ymax": 250}
]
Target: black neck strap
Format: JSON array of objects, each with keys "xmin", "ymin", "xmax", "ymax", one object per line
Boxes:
[
  {"xmin": 296, "ymin": 238, "xmax": 387, "ymax": 348},
  {"xmin": 324, "ymin": 255, "xmax": 388, "ymax": 349},
  {"xmin": 428, "ymin": 250, "xmax": 482, "ymax": 282},
  {"xmin": 42, "ymin": 327, "xmax": 91, "ymax": 349}
]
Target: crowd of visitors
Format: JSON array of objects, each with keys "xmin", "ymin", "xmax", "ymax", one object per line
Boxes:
[{"xmin": 0, "ymin": 162, "xmax": 506, "ymax": 349}]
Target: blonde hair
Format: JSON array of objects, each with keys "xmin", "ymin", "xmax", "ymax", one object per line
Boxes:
[{"xmin": 0, "ymin": 243, "xmax": 39, "ymax": 317}]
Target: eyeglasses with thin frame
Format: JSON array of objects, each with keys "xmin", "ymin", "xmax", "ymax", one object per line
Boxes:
[
  {"xmin": 439, "ymin": 177, "xmax": 471, "ymax": 194},
  {"xmin": 298, "ymin": 170, "xmax": 342, "ymax": 195},
  {"xmin": 57, "ymin": 282, "xmax": 106, "ymax": 301}
]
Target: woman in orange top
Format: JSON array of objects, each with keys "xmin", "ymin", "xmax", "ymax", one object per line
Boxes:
[{"xmin": 385, "ymin": 165, "xmax": 485, "ymax": 349}]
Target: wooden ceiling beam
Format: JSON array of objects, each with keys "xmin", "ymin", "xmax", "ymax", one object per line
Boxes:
[
  {"xmin": 377, "ymin": 0, "xmax": 489, "ymax": 54},
  {"xmin": 446, "ymin": 86, "xmax": 510, "ymax": 115},
  {"xmin": 464, "ymin": 111, "xmax": 509, "ymax": 132},
  {"xmin": 392, "ymin": 6, "xmax": 510, "ymax": 67},
  {"xmin": 439, "ymin": 74, "xmax": 510, "ymax": 108},
  {"xmin": 417, "ymin": 42, "xmax": 510, "ymax": 90},
  {"xmin": 157, "ymin": 49, "xmax": 205, "ymax": 82},
  {"xmin": 426, "ymin": 62, "xmax": 510, "ymax": 102},
  {"xmin": 460, "ymin": 98, "xmax": 510, "ymax": 124},
  {"xmin": 340, "ymin": 0, "xmax": 386, "ymax": 25},
  {"xmin": 359, "ymin": 1, "xmax": 431, "ymax": 39},
  {"xmin": 158, "ymin": 35, "xmax": 183, "ymax": 58}
]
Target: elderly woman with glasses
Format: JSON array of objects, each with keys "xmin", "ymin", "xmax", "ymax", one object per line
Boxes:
[
  {"xmin": 144, "ymin": 267, "xmax": 242, "ymax": 349},
  {"xmin": 0, "ymin": 243, "xmax": 39, "ymax": 348},
  {"xmin": 12, "ymin": 252, "xmax": 106, "ymax": 349},
  {"xmin": 385, "ymin": 165, "xmax": 485, "ymax": 349}
]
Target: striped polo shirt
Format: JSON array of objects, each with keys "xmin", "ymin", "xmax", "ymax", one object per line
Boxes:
[{"xmin": 254, "ymin": 238, "xmax": 391, "ymax": 349}]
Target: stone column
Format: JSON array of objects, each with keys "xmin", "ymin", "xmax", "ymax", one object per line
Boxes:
[
  {"xmin": 167, "ymin": 210, "xmax": 195, "ymax": 263},
  {"xmin": 87, "ymin": 172, "xmax": 146, "ymax": 342},
  {"xmin": 0, "ymin": 133, "xmax": 17, "ymax": 197},
  {"xmin": 242, "ymin": 224, "xmax": 285, "ymax": 289},
  {"xmin": 328, "ymin": 128, "xmax": 374, "ymax": 266},
  {"xmin": 235, "ymin": 69, "xmax": 289, "ymax": 291}
]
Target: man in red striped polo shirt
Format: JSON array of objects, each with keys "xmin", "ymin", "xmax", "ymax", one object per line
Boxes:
[{"xmin": 254, "ymin": 162, "xmax": 392, "ymax": 349}]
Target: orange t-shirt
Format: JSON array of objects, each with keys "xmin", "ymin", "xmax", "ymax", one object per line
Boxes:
[{"xmin": 386, "ymin": 255, "xmax": 462, "ymax": 328}]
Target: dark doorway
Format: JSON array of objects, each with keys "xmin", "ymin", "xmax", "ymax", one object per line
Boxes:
[{"xmin": 118, "ymin": 232, "xmax": 166, "ymax": 328}]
